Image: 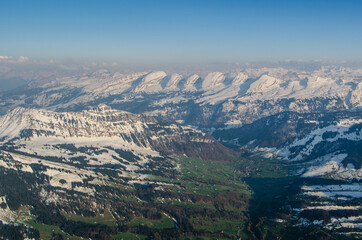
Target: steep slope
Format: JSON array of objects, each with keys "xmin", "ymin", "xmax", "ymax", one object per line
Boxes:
[
  {"xmin": 201, "ymin": 72, "xmax": 225, "ymax": 91},
  {"xmin": 164, "ymin": 73, "xmax": 183, "ymax": 91},
  {"xmin": 183, "ymin": 74, "xmax": 200, "ymax": 91},
  {"xmin": 0, "ymin": 104, "xmax": 232, "ymax": 162},
  {"xmin": 134, "ymin": 71, "xmax": 167, "ymax": 93},
  {"xmin": 247, "ymin": 74, "xmax": 281, "ymax": 94},
  {"xmin": 213, "ymin": 111, "xmax": 362, "ymax": 180},
  {"xmin": 0, "ymin": 106, "xmax": 248, "ymax": 240}
]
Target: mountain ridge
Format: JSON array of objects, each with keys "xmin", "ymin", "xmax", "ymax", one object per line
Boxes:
[
  {"xmin": 0, "ymin": 105, "xmax": 233, "ymax": 162},
  {"xmin": 0, "ymin": 66, "xmax": 362, "ymax": 238}
]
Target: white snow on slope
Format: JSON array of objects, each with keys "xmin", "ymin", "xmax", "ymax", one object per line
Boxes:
[
  {"xmin": 198, "ymin": 72, "xmax": 249, "ymax": 105},
  {"xmin": 302, "ymin": 153, "xmax": 348, "ymax": 177},
  {"xmin": 0, "ymin": 106, "xmax": 166, "ymax": 174},
  {"xmin": 276, "ymin": 118, "xmax": 362, "ymax": 180},
  {"xmin": 0, "ymin": 198, "xmax": 32, "ymax": 224},
  {"xmin": 94, "ymin": 72, "xmax": 147, "ymax": 95},
  {"xmin": 0, "ymin": 107, "xmax": 30, "ymax": 140},
  {"xmin": 165, "ymin": 73, "xmax": 183, "ymax": 91},
  {"xmin": 4, "ymin": 66, "xmax": 361, "ymax": 110},
  {"xmin": 351, "ymin": 81, "xmax": 362, "ymax": 107},
  {"xmin": 202, "ymin": 72, "xmax": 225, "ymax": 90},
  {"xmin": 248, "ymin": 75, "xmax": 281, "ymax": 94},
  {"xmin": 302, "ymin": 183, "xmax": 362, "ymax": 199},
  {"xmin": 134, "ymin": 71, "xmax": 167, "ymax": 93},
  {"xmin": 183, "ymin": 74, "xmax": 200, "ymax": 91},
  {"xmin": 280, "ymin": 118, "xmax": 362, "ymax": 162}
]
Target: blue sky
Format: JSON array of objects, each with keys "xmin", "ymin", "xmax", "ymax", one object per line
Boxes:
[{"xmin": 1, "ymin": 0, "xmax": 362, "ymax": 64}]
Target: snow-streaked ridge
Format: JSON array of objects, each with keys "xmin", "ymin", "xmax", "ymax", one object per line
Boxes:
[{"xmin": 134, "ymin": 71, "xmax": 167, "ymax": 93}]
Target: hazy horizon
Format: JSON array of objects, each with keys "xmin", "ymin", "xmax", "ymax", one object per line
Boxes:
[
  {"xmin": 1, "ymin": 57, "xmax": 362, "ymax": 93},
  {"xmin": 1, "ymin": 0, "xmax": 362, "ymax": 65}
]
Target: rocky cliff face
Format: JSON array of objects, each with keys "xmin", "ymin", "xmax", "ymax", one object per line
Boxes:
[{"xmin": 0, "ymin": 104, "xmax": 232, "ymax": 162}]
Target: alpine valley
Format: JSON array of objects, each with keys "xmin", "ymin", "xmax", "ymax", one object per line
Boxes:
[{"xmin": 0, "ymin": 65, "xmax": 361, "ymax": 239}]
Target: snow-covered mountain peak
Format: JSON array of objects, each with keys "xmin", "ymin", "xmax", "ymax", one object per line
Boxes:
[
  {"xmin": 134, "ymin": 71, "xmax": 167, "ymax": 93},
  {"xmin": 202, "ymin": 72, "xmax": 225, "ymax": 90},
  {"xmin": 165, "ymin": 73, "xmax": 183, "ymax": 91},
  {"xmin": 93, "ymin": 72, "xmax": 147, "ymax": 95},
  {"xmin": 351, "ymin": 81, "xmax": 362, "ymax": 107},
  {"xmin": 247, "ymin": 74, "xmax": 282, "ymax": 93},
  {"xmin": 143, "ymin": 71, "xmax": 167, "ymax": 82},
  {"xmin": 0, "ymin": 107, "xmax": 40, "ymax": 140},
  {"xmin": 184, "ymin": 74, "xmax": 200, "ymax": 91},
  {"xmin": 231, "ymin": 72, "xmax": 248, "ymax": 86}
]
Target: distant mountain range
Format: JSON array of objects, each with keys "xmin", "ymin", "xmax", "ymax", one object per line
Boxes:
[
  {"xmin": 0, "ymin": 66, "xmax": 361, "ymax": 238},
  {"xmin": 1, "ymin": 66, "xmax": 361, "ymax": 179}
]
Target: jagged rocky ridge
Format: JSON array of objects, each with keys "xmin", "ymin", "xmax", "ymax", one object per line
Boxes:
[
  {"xmin": 1, "ymin": 66, "xmax": 361, "ymax": 127},
  {"xmin": 0, "ymin": 104, "xmax": 232, "ymax": 162}
]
